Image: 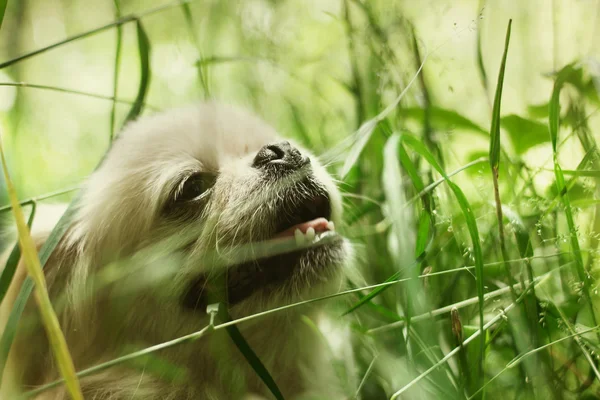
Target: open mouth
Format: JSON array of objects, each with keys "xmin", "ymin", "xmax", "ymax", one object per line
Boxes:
[
  {"xmin": 182, "ymin": 186, "xmax": 343, "ymax": 311},
  {"xmin": 273, "ymin": 192, "xmax": 336, "ymax": 245}
]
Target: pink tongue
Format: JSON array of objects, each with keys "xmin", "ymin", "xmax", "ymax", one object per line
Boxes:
[{"xmin": 275, "ymin": 217, "xmax": 330, "ymax": 238}]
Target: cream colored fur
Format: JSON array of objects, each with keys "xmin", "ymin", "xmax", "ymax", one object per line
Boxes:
[{"xmin": 0, "ymin": 103, "xmax": 354, "ymax": 399}]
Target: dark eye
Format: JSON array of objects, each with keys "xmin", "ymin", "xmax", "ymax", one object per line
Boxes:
[{"xmin": 176, "ymin": 173, "xmax": 216, "ymax": 202}]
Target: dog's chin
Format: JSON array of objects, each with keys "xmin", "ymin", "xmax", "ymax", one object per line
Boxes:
[
  {"xmin": 226, "ymin": 236, "xmax": 346, "ymax": 304},
  {"xmin": 182, "ymin": 237, "xmax": 347, "ymax": 313}
]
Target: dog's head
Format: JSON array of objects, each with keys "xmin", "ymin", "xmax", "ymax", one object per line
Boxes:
[{"xmin": 65, "ymin": 103, "xmax": 349, "ymax": 312}]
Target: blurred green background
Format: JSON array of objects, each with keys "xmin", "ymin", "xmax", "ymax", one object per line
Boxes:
[{"xmin": 2, "ymin": 0, "xmax": 600, "ymax": 399}]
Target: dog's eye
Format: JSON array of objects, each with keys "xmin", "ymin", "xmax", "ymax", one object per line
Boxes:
[{"xmin": 177, "ymin": 173, "xmax": 216, "ymax": 202}]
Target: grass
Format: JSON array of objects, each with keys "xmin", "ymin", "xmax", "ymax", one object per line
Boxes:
[
  {"xmin": 0, "ymin": 140, "xmax": 82, "ymax": 399},
  {"xmin": 1, "ymin": 0, "xmax": 600, "ymax": 399}
]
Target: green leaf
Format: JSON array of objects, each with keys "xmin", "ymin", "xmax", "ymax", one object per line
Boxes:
[
  {"xmin": 557, "ymin": 64, "xmax": 600, "ymax": 105},
  {"xmin": 0, "ymin": 202, "xmax": 36, "ymax": 305},
  {"xmin": 399, "ymin": 107, "xmax": 488, "ymax": 135},
  {"xmin": 221, "ymin": 309, "xmax": 285, "ymax": 400},
  {"xmin": 123, "ymin": 19, "xmax": 151, "ymax": 126},
  {"xmin": 501, "ymin": 115, "xmax": 550, "ymax": 155},
  {"xmin": 489, "ymin": 19, "xmax": 512, "ymax": 169},
  {"xmin": 527, "ymin": 102, "xmax": 549, "ymax": 119},
  {"xmin": 549, "ymin": 64, "xmax": 577, "ymax": 152}
]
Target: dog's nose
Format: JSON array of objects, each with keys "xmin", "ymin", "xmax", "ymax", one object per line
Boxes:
[{"xmin": 252, "ymin": 141, "xmax": 309, "ymax": 170}]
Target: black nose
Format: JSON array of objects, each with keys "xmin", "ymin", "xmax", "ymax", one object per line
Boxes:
[{"xmin": 252, "ymin": 141, "xmax": 309, "ymax": 170}]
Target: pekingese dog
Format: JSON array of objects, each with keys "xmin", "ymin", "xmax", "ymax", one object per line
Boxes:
[{"xmin": 0, "ymin": 103, "xmax": 353, "ymax": 399}]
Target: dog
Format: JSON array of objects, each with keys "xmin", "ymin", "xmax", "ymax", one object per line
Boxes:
[{"xmin": 0, "ymin": 103, "xmax": 353, "ymax": 399}]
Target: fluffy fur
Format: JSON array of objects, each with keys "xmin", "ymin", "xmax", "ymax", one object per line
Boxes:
[{"xmin": 0, "ymin": 103, "xmax": 354, "ymax": 399}]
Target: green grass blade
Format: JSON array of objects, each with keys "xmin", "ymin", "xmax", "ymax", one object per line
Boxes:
[
  {"xmin": 559, "ymin": 169, "xmax": 600, "ymax": 177},
  {"xmin": 489, "ymin": 19, "xmax": 511, "ymax": 169},
  {"xmin": 0, "ymin": 0, "xmax": 7, "ymax": 31},
  {"xmin": 0, "ymin": 0, "xmax": 191, "ymax": 70},
  {"xmin": 399, "ymin": 107, "xmax": 488, "ymax": 136},
  {"xmin": 476, "ymin": 0, "xmax": 488, "ymax": 96},
  {"xmin": 0, "ymin": 202, "xmax": 36, "ymax": 305},
  {"xmin": 109, "ymin": 0, "xmax": 123, "ymax": 141},
  {"xmin": 415, "ymin": 212, "xmax": 430, "ymax": 259},
  {"xmin": 0, "ymin": 15, "xmax": 135, "ymax": 70},
  {"xmin": 179, "ymin": 0, "xmax": 210, "ymax": 96},
  {"xmin": 222, "ymin": 310, "xmax": 285, "ymax": 400},
  {"xmin": 549, "ymin": 64, "xmax": 576, "ymax": 152},
  {"xmin": 0, "ymin": 82, "xmax": 157, "ymax": 109},
  {"xmin": 342, "ymin": 254, "xmax": 425, "ymax": 316},
  {"xmin": 0, "ymin": 187, "xmax": 78, "ymax": 214},
  {"xmin": 489, "ymin": 19, "xmax": 516, "ymax": 302},
  {"xmin": 0, "ymin": 199, "xmax": 79, "ymax": 384},
  {"xmin": 0, "ymin": 141, "xmax": 82, "ymax": 399},
  {"xmin": 22, "ymin": 322, "xmax": 213, "ymax": 398},
  {"xmin": 549, "ymin": 66, "xmax": 593, "ymax": 289},
  {"xmin": 122, "ymin": 19, "xmax": 151, "ymax": 126},
  {"xmin": 340, "ymin": 45, "xmax": 430, "ymax": 179},
  {"xmin": 340, "ymin": 119, "xmax": 378, "ymax": 179},
  {"xmin": 398, "ymin": 144, "xmax": 431, "ymax": 211},
  {"xmin": 401, "ymin": 133, "xmax": 486, "ymax": 383},
  {"xmin": 390, "ymin": 301, "xmax": 518, "ymax": 400},
  {"xmin": 548, "ymin": 63, "xmax": 600, "ymax": 341},
  {"xmin": 381, "ymin": 134, "xmax": 416, "ymax": 341}
]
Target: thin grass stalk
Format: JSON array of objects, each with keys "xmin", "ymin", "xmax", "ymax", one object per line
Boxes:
[
  {"xmin": 348, "ymin": 0, "xmax": 404, "ymax": 89},
  {"xmin": 0, "ymin": 139, "xmax": 83, "ymax": 400},
  {"xmin": 339, "ymin": 49, "xmax": 429, "ymax": 179},
  {"xmin": 468, "ymin": 324, "xmax": 600, "ymax": 399},
  {"xmin": 343, "ymin": 0, "xmax": 365, "ymax": 125},
  {"xmin": 489, "ymin": 19, "xmax": 517, "ymax": 299},
  {"xmin": 0, "ymin": 82, "xmax": 157, "ymax": 109},
  {"xmin": 0, "ymin": 186, "xmax": 79, "ymax": 213},
  {"xmin": 122, "ymin": 20, "xmax": 150, "ymax": 126},
  {"xmin": 410, "ymin": 25, "xmax": 442, "ymax": 165},
  {"xmin": 109, "ymin": 0, "xmax": 123, "ymax": 142},
  {"xmin": 354, "ymin": 355, "xmax": 377, "ymax": 399},
  {"xmin": 476, "ymin": 0, "xmax": 491, "ymax": 110},
  {"xmin": 400, "ymin": 134, "xmax": 487, "ymax": 382},
  {"xmin": 21, "ymin": 322, "xmax": 214, "ymax": 399},
  {"xmin": 17, "ymin": 252, "xmax": 571, "ymax": 398},
  {"xmin": 390, "ymin": 300, "xmax": 518, "ymax": 399},
  {"xmin": 366, "ymin": 267, "xmax": 563, "ymax": 334},
  {"xmin": 390, "ymin": 272, "xmax": 552, "ymax": 399},
  {"xmin": 0, "ymin": 0, "xmax": 197, "ymax": 70},
  {"xmin": 179, "ymin": 1, "xmax": 210, "ymax": 97},
  {"xmin": 549, "ymin": 64, "xmax": 600, "ymax": 339}
]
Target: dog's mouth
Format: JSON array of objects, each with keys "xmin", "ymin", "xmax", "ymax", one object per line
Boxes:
[
  {"xmin": 182, "ymin": 187, "xmax": 343, "ymax": 311},
  {"xmin": 272, "ymin": 191, "xmax": 335, "ymax": 243}
]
